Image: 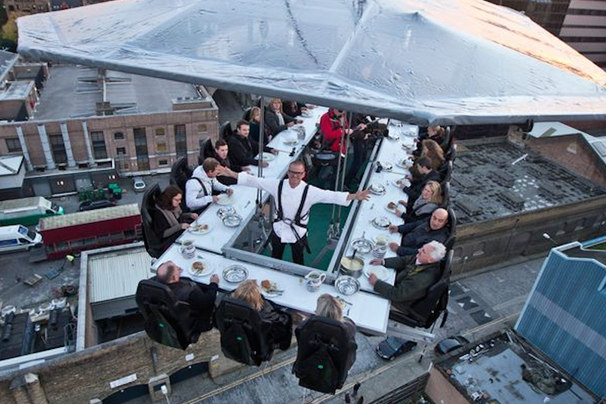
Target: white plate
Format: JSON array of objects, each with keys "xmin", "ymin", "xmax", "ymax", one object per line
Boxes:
[
  {"xmin": 385, "ymin": 203, "xmax": 397, "ymax": 214},
  {"xmin": 260, "ymin": 280, "xmax": 283, "ymax": 296},
  {"xmin": 379, "ymin": 162, "xmax": 393, "ymax": 172},
  {"xmin": 392, "ymin": 179, "xmax": 410, "ymax": 188},
  {"xmin": 254, "ymin": 152, "xmax": 276, "ymax": 162},
  {"xmin": 216, "ymin": 195, "xmax": 234, "ymax": 205},
  {"xmin": 364, "ymin": 266, "xmax": 389, "ymax": 281},
  {"xmin": 396, "ymin": 159, "xmax": 411, "ymax": 169},
  {"xmin": 188, "ymin": 223, "xmax": 212, "ymax": 235},
  {"xmin": 189, "ymin": 261, "xmax": 213, "ymax": 277}
]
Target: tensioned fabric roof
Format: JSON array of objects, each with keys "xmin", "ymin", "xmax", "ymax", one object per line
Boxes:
[{"xmin": 16, "ymin": 0, "xmax": 606, "ymax": 125}]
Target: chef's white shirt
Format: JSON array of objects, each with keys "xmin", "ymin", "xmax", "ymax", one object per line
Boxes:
[{"xmin": 237, "ymin": 172, "xmax": 350, "ymax": 243}]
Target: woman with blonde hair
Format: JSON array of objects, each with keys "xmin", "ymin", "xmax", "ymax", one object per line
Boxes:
[
  {"xmin": 248, "ymin": 106, "xmax": 273, "ymax": 145},
  {"xmin": 264, "ymin": 98, "xmax": 299, "ymax": 135},
  {"xmin": 397, "ymin": 180, "xmax": 442, "ymax": 223},
  {"xmin": 231, "ymin": 280, "xmax": 292, "ymax": 349},
  {"xmin": 305, "ymin": 294, "xmax": 357, "ymax": 341}
]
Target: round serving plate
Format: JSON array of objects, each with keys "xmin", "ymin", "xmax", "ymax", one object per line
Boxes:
[
  {"xmin": 222, "ymin": 213, "xmax": 243, "ymax": 227},
  {"xmin": 369, "ymin": 183, "xmax": 386, "ymax": 195},
  {"xmin": 335, "ymin": 276, "xmax": 360, "ymax": 296},
  {"xmin": 371, "ymin": 216, "xmax": 391, "ymax": 230},
  {"xmin": 222, "ymin": 265, "xmax": 249, "ymax": 283},
  {"xmin": 350, "ymin": 237, "xmax": 374, "ymax": 255}
]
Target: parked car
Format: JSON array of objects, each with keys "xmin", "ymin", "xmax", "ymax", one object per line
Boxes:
[
  {"xmin": 376, "ymin": 336, "xmax": 417, "ymax": 360},
  {"xmin": 132, "ymin": 177, "xmax": 146, "ymax": 193},
  {"xmin": 434, "ymin": 335, "xmax": 470, "ymax": 356},
  {"xmin": 79, "ymin": 199, "xmax": 116, "ymax": 212}
]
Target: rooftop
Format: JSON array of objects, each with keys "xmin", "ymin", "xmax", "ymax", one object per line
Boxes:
[
  {"xmin": 0, "ymin": 81, "xmax": 35, "ymax": 101},
  {"xmin": 34, "ymin": 66, "xmax": 204, "ymax": 120},
  {"xmin": 39, "ymin": 203, "xmax": 140, "ymax": 230},
  {"xmin": 436, "ymin": 331, "xmax": 596, "ymax": 403},
  {"xmin": 451, "ymin": 141, "xmax": 605, "ymax": 225},
  {"xmin": 0, "ymin": 51, "xmax": 18, "ymax": 83}
]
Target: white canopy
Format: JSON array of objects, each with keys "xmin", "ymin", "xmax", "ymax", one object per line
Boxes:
[{"xmin": 16, "ymin": 0, "xmax": 606, "ymax": 125}]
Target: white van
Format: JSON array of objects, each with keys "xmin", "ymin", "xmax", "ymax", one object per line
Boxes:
[{"xmin": 0, "ymin": 225, "xmax": 43, "ymax": 253}]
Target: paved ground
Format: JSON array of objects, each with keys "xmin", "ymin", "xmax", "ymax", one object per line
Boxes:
[
  {"xmin": 124, "ymin": 254, "xmax": 547, "ymax": 404},
  {"xmin": 0, "ymin": 173, "xmax": 172, "ymax": 312}
]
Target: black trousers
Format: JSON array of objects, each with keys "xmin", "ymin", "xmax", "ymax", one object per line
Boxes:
[{"xmin": 271, "ymin": 231, "xmax": 307, "ymax": 265}]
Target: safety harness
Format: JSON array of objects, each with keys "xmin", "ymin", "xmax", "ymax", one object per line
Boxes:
[{"xmin": 275, "ymin": 180, "xmax": 311, "ymax": 253}]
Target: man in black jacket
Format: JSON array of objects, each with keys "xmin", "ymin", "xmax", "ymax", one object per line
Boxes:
[
  {"xmin": 156, "ymin": 261, "xmax": 219, "ymax": 332},
  {"xmin": 402, "ymin": 156, "xmax": 441, "ymax": 204},
  {"xmin": 227, "ymin": 120, "xmax": 277, "ymax": 168},
  {"xmin": 369, "ymin": 241, "xmax": 446, "ymax": 315},
  {"xmin": 387, "ymin": 208, "xmax": 449, "ymax": 257}
]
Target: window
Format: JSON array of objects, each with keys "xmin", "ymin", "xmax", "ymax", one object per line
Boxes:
[
  {"xmin": 5, "ymin": 138, "xmax": 21, "ymax": 153},
  {"xmin": 159, "ymin": 159, "xmax": 169, "ymax": 166},
  {"xmin": 114, "ymin": 132, "xmax": 124, "ymax": 140},
  {"xmin": 155, "ymin": 127, "xmax": 165, "ymax": 136},
  {"xmin": 134, "ymin": 127, "xmax": 150, "ymax": 171},
  {"xmin": 116, "ymin": 147, "xmax": 127, "ymax": 155},
  {"xmin": 197, "ymin": 124, "xmax": 208, "ymax": 134},
  {"xmin": 156, "ymin": 142, "xmax": 167, "ymax": 153},
  {"xmin": 174, "ymin": 124, "xmax": 187, "ymax": 158},
  {"xmin": 90, "ymin": 131, "xmax": 108, "ymax": 159},
  {"xmin": 49, "ymin": 134, "xmax": 67, "ymax": 164}
]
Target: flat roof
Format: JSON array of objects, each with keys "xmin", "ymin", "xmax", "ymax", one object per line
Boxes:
[
  {"xmin": 0, "ymin": 50, "xmax": 18, "ymax": 82},
  {"xmin": 0, "ymin": 196, "xmax": 48, "ymax": 210},
  {"xmin": 452, "ymin": 141, "xmax": 605, "ymax": 225},
  {"xmin": 34, "ymin": 66, "xmax": 204, "ymax": 120},
  {"xmin": 437, "ymin": 331, "xmax": 596, "ymax": 403},
  {"xmin": 39, "ymin": 203, "xmax": 139, "ymax": 230},
  {"xmin": 0, "ymin": 81, "xmax": 34, "ymax": 101},
  {"xmin": 0, "ymin": 156, "xmax": 23, "ymax": 177},
  {"xmin": 89, "ymin": 246, "xmax": 153, "ymax": 303}
]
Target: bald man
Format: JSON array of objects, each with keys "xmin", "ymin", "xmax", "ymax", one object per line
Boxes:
[
  {"xmin": 156, "ymin": 261, "xmax": 219, "ymax": 332},
  {"xmin": 387, "ymin": 208, "xmax": 449, "ymax": 257}
]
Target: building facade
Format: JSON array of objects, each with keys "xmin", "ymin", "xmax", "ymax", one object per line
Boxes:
[
  {"xmin": 0, "ymin": 62, "xmax": 219, "ymax": 198},
  {"xmin": 515, "ymin": 238, "xmax": 606, "ymax": 398},
  {"xmin": 488, "ymin": 0, "xmax": 606, "ymax": 68}
]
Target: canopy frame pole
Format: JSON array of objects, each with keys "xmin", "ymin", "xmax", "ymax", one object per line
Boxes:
[{"xmin": 254, "ymin": 96, "xmax": 271, "ymax": 251}]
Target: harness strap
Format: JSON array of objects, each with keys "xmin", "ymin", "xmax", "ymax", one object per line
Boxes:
[
  {"xmin": 189, "ymin": 177, "xmax": 209, "ymax": 197},
  {"xmin": 275, "ymin": 180, "xmax": 311, "ymax": 253}
]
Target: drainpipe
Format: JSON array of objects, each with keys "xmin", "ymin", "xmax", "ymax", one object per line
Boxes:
[
  {"xmin": 60, "ymin": 123, "xmax": 76, "ymax": 168},
  {"xmin": 81, "ymin": 121, "xmax": 96, "ymax": 167},
  {"xmin": 15, "ymin": 126, "xmax": 33, "ymax": 171},
  {"xmin": 36, "ymin": 124, "xmax": 56, "ymax": 170}
]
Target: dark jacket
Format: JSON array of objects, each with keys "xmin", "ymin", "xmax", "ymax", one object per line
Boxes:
[
  {"xmin": 168, "ymin": 280, "xmax": 218, "ymax": 332},
  {"xmin": 405, "ymin": 169, "xmax": 440, "ymax": 204},
  {"xmin": 373, "ymin": 256, "xmax": 441, "ymax": 315},
  {"xmin": 258, "ymin": 299, "xmax": 293, "ymax": 350},
  {"xmin": 265, "ymin": 108, "xmax": 296, "ymax": 135},
  {"xmin": 395, "ymin": 219, "xmax": 449, "ymax": 257},
  {"xmin": 250, "ymin": 121, "xmax": 273, "ymax": 145},
  {"xmin": 228, "ymin": 134, "xmax": 273, "ymax": 167},
  {"xmin": 151, "ymin": 206, "xmax": 191, "ymax": 245}
]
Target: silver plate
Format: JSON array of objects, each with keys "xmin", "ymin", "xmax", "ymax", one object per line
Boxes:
[
  {"xmin": 222, "ymin": 213, "xmax": 243, "ymax": 227},
  {"xmin": 350, "ymin": 238, "xmax": 374, "ymax": 254},
  {"xmin": 369, "ymin": 183, "xmax": 386, "ymax": 195},
  {"xmin": 222, "ymin": 265, "xmax": 249, "ymax": 283},
  {"xmin": 334, "ymin": 276, "xmax": 360, "ymax": 296},
  {"xmin": 216, "ymin": 207, "xmax": 236, "ymax": 218},
  {"xmin": 371, "ymin": 216, "xmax": 391, "ymax": 230}
]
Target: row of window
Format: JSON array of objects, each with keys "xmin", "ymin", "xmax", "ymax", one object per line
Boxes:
[
  {"xmin": 5, "ymin": 123, "xmax": 203, "ymax": 167},
  {"xmin": 47, "ymin": 229, "xmax": 138, "ymax": 253}
]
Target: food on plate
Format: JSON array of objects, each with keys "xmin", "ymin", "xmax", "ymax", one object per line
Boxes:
[
  {"xmin": 341, "ymin": 257, "xmax": 363, "ymax": 271},
  {"xmin": 387, "ymin": 202, "xmax": 396, "ymax": 210},
  {"xmin": 261, "ymin": 279, "xmax": 272, "ymax": 289},
  {"xmin": 191, "ymin": 261, "xmax": 206, "ymax": 275}
]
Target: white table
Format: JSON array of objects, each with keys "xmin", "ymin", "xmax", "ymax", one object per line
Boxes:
[
  {"xmin": 155, "ymin": 111, "xmax": 418, "ymax": 334},
  {"xmin": 153, "ymin": 245, "xmax": 391, "ymax": 334},
  {"xmin": 330, "ymin": 121, "xmax": 419, "ymax": 292},
  {"xmin": 177, "ymin": 107, "xmax": 327, "ymax": 254}
]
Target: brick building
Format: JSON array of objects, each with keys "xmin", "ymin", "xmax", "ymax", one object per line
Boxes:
[
  {"xmin": 488, "ymin": 0, "xmax": 606, "ymax": 68},
  {"xmin": 0, "ymin": 61, "xmax": 218, "ymax": 198}
]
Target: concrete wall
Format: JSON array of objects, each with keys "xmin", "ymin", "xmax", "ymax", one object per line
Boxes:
[
  {"xmin": 453, "ymin": 195, "xmax": 606, "ymax": 273},
  {"xmin": 0, "ymin": 330, "xmax": 222, "ymax": 404}
]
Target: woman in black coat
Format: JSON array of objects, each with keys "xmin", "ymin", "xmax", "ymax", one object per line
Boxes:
[{"xmin": 152, "ymin": 185, "xmax": 198, "ymax": 246}]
